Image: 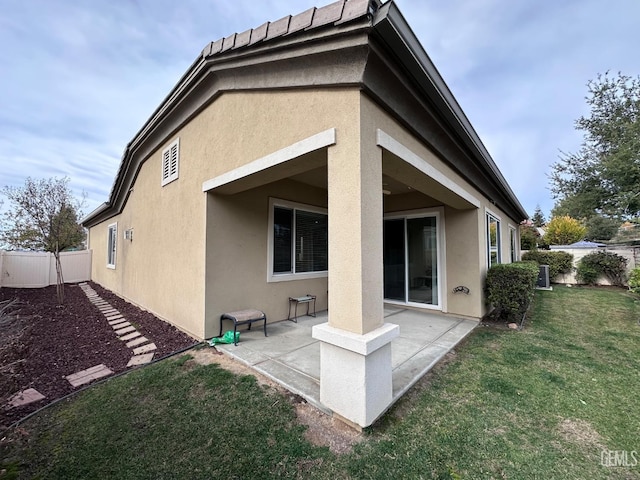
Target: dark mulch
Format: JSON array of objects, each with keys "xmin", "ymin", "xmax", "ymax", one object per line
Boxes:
[{"xmin": 0, "ymin": 282, "xmax": 198, "ymax": 430}]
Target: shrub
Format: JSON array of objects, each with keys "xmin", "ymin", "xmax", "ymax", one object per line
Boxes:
[
  {"xmin": 486, "ymin": 261, "xmax": 539, "ymax": 322},
  {"xmin": 576, "ymin": 251, "xmax": 628, "ymax": 286},
  {"xmin": 544, "ymin": 216, "xmax": 586, "ymax": 245},
  {"xmin": 521, "ymin": 250, "xmax": 573, "ymax": 280},
  {"xmin": 627, "ymin": 267, "xmax": 640, "ymax": 293}
]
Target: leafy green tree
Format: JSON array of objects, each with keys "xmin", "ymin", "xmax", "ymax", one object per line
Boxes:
[
  {"xmin": 544, "ymin": 216, "xmax": 586, "ymax": 245},
  {"xmin": 531, "ymin": 205, "xmax": 546, "ymax": 227},
  {"xmin": 1, "ymin": 177, "xmax": 86, "ymax": 303},
  {"xmin": 585, "ymin": 215, "xmax": 619, "ymax": 241},
  {"xmin": 550, "ymin": 72, "xmax": 640, "ymax": 220},
  {"xmin": 520, "ymin": 223, "xmax": 539, "ymax": 250}
]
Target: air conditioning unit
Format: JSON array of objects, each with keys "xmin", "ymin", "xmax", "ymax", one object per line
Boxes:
[{"xmin": 536, "ymin": 264, "xmax": 551, "ymax": 289}]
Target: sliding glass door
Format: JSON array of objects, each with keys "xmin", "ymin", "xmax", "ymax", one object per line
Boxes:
[{"xmin": 383, "ymin": 214, "xmax": 440, "ymax": 307}]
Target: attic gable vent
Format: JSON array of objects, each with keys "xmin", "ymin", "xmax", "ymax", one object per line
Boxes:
[{"xmin": 161, "ymin": 138, "xmax": 180, "ymax": 186}]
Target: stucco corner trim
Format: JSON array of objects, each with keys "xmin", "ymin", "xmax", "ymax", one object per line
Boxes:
[
  {"xmin": 202, "ymin": 128, "xmax": 337, "ymax": 192},
  {"xmin": 312, "ymin": 322, "xmax": 399, "ymax": 356},
  {"xmin": 375, "ymin": 129, "xmax": 481, "ymax": 208}
]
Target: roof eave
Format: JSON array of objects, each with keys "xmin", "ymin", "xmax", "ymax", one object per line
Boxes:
[{"xmin": 372, "ymin": 2, "xmax": 528, "ymax": 220}]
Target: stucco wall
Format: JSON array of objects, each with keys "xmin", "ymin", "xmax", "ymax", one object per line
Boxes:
[
  {"xmin": 88, "ymin": 86, "xmax": 523, "ymax": 338},
  {"xmin": 205, "ymin": 179, "xmax": 329, "ymax": 338},
  {"xmin": 90, "ymin": 88, "xmax": 359, "ymax": 339},
  {"xmin": 360, "ymin": 94, "xmax": 522, "ymax": 319}
]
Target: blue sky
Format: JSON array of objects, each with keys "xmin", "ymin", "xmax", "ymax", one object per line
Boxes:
[{"xmin": 1, "ymin": 0, "xmax": 639, "ymax": 220}]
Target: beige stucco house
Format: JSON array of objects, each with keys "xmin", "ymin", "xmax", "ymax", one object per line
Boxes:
[{"xmin": 83, "ymin": 0, "xmax": 527, "ymax": 427}]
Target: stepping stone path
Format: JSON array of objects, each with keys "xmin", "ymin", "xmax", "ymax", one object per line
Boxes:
[
  {"xmin": 74, "ymin": 283, "xmax": 158, "ymax": 380},
  {"xmin": 5, "ymin": 284, "xmax": 161, "ymax": 411}
]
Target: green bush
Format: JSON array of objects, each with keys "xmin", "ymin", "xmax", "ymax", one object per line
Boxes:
[
  {"xmin": 576, "ymin": 251, "xmax": 628, "ymax": 286},
  {"xmin": 486, "ymin": 262, "xmax": 539, "ymax": 322},
  {"xmin": 627, "ymin": 267, "xmax": 640, "ymax": 293},
  {"xmin": 521, "ymin": 250, "xmax": 573, "ymax": 280}
]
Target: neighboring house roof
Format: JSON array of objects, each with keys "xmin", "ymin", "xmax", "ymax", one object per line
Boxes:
[
  {"xmin": 550, "ymin": 240, "xmax": 607, "ymax": 249},
  {"xmin": 83, "ymin": 0, "xmax": 528, "ymax": 228}
]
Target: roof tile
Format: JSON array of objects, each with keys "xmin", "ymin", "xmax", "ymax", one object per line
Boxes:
[
  {"xmin": 249, "ymin": 22, "xmax": 269, "ymax": 45},
  {"xmin": 266, "ymin": 15, "xmax": 291, "ymax": 40},
  {"xmin": 309, "ymin": 0, "xmax": 346, "ymax": 29},
  {"xmin": 288, "ymin": 7, "xmax": 316, "ymax": 35},
  {"xmin": 234, "ymin": 29, "xmax": 252, "ymax": 49},
  {"xmin": 221, "ymin": 33, "xmax": 236, "ymax": 52},
  {"xmin": 336, "ymin": 0, "xmax": 371, "ymax": 25}
]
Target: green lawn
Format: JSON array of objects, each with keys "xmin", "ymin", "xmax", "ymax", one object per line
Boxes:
[{"xmin": 2, "ymin": 286, "xmax": 639, "ymax": 479}]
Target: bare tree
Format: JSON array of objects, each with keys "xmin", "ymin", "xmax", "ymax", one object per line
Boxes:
[{"xmin": 1, "ymin": 177, "xmax": 86, "ymax": 303}]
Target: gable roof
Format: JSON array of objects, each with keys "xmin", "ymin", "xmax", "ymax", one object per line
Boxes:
[{"xmin": 83, "ymin": 0, "xmax": 527, "ymax": 227}]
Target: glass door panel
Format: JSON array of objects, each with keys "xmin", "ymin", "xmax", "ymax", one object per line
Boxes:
[
  {"xmin": 383, "ymin": 219, "xmax": 405, "ymax": 301},
  {"xmin": 407, "ymin": 217, "xmax": 438, "ymax": 305}
]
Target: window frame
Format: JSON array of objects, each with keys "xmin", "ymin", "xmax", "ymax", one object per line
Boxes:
[
  {"xmin": 486, "ymin": 209, "xmax": 502, "ymax": 268},
  {"xmin": 267, "ymin": 198, "xmax": 328, "ymax": 283},
  {"xmin": 107, "ymin": 222, "xmax": 117, "ymax": 269},
  {"xmin": 509, "ymin": 225, "xmax": 518, "ymax": 263},
  {"xmin": 161, "ymin": 138, "xmax": 180, "ymax": 186}
]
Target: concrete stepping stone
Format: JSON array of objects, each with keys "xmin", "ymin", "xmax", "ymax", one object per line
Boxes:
[
  {"xmin": 126, "ymin": 336, "xmax": 149, "ymax": 348},
  {"xmin": 65, "ymin": 364, "xmax": 113, "ymax": 387},
  {"xmin": 120, "ymin": 331, "xmax": 142, "ymax": 341},
  {"xmin": 108, "ymin": 317, "xmax": 125, "ymax": 325},
  {"xmin": 133, "ymin": 343, "xmax": 157, "ymax": 355},
  {"xmin": 127, "ymin": 353, "xmax": 155, "ymax": 367},
  {"xmin": 7, "ymin": 388, "xmax": 46, "ymax": 409},
  {"xmin": 111, "ymin": 321, "xmax": 131, "ymax": 330},
  {"xmin": 101, "ymin": 310, "xmax": 119, "ymax": 316},
  {"xmin": 106, "ymin": 314, "xmax": 124, "ymax": 322},
  {"xmin": 115, "ymin": 325, "xmax": 136, "ymax": 336}
]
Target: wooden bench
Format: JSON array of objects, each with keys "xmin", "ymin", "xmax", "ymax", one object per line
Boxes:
[
  {"xmin": 287, "ymin": 294, "xmax": 316, "ymax": 323},
  {"xmin": 219, "ymin": 309, "xmax": 267, "ymax": 346}
]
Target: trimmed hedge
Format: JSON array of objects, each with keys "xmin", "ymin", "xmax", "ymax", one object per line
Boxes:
[
  {"xmin": 486, "ymin": 261, "xmax": 539, "ymax": 322},
  {"xmin": 576, "ymin": 251, "xmax": 628, "ymax": 286},
  {"xmin": 521, "ymin": 250, "xmax": 573, "ymax": 280}
]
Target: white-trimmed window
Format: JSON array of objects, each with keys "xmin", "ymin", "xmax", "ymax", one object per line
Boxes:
[
  {"xmin": 268, "ymin": 199, "xmax": 328, "ymax": 282},
  {"xmin": 107, "ymin": 222, "xmax": 117, "ymax": 268},
  {"xmin": 486, "ymin": 212, "xmax": 501, "ymax": 268},
  {"xmin": 161, "ymin": 138, "xmax": 179, "ymax": 186},
  {"xmin": 509, "ymin": 226, "xmax": 518, "ymax": 263}
]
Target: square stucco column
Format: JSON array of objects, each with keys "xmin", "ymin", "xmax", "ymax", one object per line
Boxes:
[{"xmin": 312, "ymin": 130, "xmax": 398, "ymax": 428}]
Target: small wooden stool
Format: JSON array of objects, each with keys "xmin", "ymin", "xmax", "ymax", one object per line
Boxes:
[
  {"xmin": 219, "ymin": 309, "xmax": 267, "ymax": 346},
  {"xmin": 287, "ymin": 295, "xmax": 316, "ymax": 323}
]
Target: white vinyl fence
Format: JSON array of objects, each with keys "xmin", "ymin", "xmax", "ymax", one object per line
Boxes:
[{"xmin": 0, "ymin": 250, "xmax": 92, "ymax": 288}]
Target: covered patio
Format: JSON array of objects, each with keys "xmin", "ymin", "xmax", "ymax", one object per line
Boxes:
[{"xmin": 217, "ymin": 307, "xmax": 477, "ymax": 421}]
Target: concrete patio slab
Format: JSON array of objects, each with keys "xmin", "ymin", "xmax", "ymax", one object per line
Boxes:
[{"xmin": 217, "ymin": 307, "xmax": 477, "ymax": 422}]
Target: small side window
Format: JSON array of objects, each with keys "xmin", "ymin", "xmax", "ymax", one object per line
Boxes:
[
  {"xmin": 107, "ymin": 223, "xmax": 117, "ymax": 268},
  {"xmin": 487, "ymin": 213, "xmax": 501, "ymax": 267},
  {"xmin": 161, "ymin": 138, "xmax": 180, "ymax": 186}
]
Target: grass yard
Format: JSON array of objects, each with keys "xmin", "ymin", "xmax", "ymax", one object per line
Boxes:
[{"xmin": 2, "ymin": 285, "xmax": 639, "ymax": 479}]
